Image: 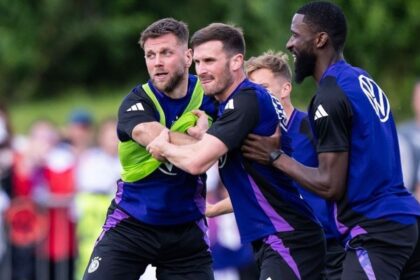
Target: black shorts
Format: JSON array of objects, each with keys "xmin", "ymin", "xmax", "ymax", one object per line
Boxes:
[
  {"xmin": 252, "ymin": 227, "xmax": 326, "ymax": 280},
  {"xmin": 324, "ymin": 238, "xmax": 345, "ymax": 280},
  {"xmin": 82, "ymin": 206, "xmax": 213, "ymax": 280},
  {"xmin": 341, "ymin": 218, "xmax": 420, "ymax": 280}
]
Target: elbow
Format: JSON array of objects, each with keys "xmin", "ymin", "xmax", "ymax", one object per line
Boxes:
[
  {"xmin": 324, "ymin": 191, "xmax": 342, "ymax": 201},
  {"xmin": 323, "ymin": 184, "xmax": 345, "ymax": 201}
]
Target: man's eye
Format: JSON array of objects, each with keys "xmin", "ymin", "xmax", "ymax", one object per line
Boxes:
[{"xmin": 163, "ymin": 50, "xmax": 172, "ymax": 56}]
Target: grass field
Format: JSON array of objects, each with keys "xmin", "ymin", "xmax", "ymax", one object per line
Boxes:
[{"xmin": 9, "ymin": 88, "xmax": 128, "ymax": 135}]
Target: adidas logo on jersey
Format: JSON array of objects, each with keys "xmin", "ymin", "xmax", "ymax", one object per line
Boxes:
[
  {"xmin": 224, "ymin": 99, "xmax": 234, "ymax": 110},
  {"xmin": 314, "ymin": 104, "xmax": 328, "ymax": 120},
  {"xmin": 126, "ymin": 103, "xmax": 144, "ymax": 112}
]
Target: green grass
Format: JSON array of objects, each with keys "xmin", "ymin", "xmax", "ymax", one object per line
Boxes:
[{"xmin": 9, "ymin": 87, "xmax": 128, "ymax": 134}]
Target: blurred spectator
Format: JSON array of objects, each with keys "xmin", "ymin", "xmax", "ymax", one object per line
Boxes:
[
  {"xmin": 398, "ymin": 132, "xmax": 415, "ymax": 192},
  {"xmin": 206, "ymin": 164, "xmax": 258, "ymax": 280},
  {"xmin": 10, "ymin": 119, "xmax": 77, "ymax": 280},
  {"xmin": 399, "ymin": 81, "xmax": 420, "ymax": 200},
  {"xmin": 63, "ymin": 108, "xmax": 95, "ymax": 158},
  {"xmin": 0, "ymin": 102, "xmax": 13, "ymax": 279},
  {"xmin": 75, "ymin": 118, "xmax": 120, "ymax": 279},
  {"xmin": 0, "ymin": 103, "xmax": 13, "ymax": 196}
]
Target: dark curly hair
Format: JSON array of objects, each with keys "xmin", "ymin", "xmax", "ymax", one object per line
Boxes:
[{"xmin": 297, "ymin": 1, "xmax": 347, "ymax": 52}]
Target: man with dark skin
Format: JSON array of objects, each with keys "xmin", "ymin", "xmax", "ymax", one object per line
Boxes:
[{"xmin": 242, "ymin": 2, "xmax": 420, "ymax": 279}]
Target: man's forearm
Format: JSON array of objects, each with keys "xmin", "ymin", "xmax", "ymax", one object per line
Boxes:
[
  {"xmin": 273, "ymin": 155, "xmax": 333, "ymax": 199},
  {"xmin": 272, "ymin": 152, "xmax": 348, "ymax": 201},
  {"xmin": 206, "ymin": 197, "xmax": 233, "ymax": 217},
  {"xmin": 169, "ymin": 131, "xmax": 199, "ymax": 145}
]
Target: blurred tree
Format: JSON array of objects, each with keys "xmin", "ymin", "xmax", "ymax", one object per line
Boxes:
[{"xmin": 0, "ymin": 0, "xmax": 419, "ymax": 120}]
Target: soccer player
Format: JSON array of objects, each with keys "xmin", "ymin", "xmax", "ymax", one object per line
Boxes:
[
  {"xmin": 242, "ymin": 2, "xmax": 420, "ymax": 279},
  {"xmin": 148, "ymin": 23, "xmax": 325, "ymax": 280},
  {"xmin": 83, "ymin": 18, "xmax": 216, "ymax": 280},
  {"xmin": 245, "ymin": 51, "xmax": 344, "ymax": 279}
]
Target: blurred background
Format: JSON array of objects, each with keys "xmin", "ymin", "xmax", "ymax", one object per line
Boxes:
[
  {"xmin": 1, "ymin": 0, "xmax": 419, "ymax": 131},
  {"xmin": 1, "ymin": 0, "xmax": 420, "ymax": 280}
]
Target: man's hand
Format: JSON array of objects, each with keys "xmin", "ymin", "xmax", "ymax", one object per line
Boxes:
[
  {"xmin": 241, "ymin": 126, "xmax": 281, "ymax": 165},
  {"xmin": 187, "ymin": 110, "xmax": 209, "ymax": 139},
  {"xmin": 205, "ymin": 197, "xmax": 233, "ymax": 217},
  {"xmin": 147, "ymin": 128, "xmax": 170, "ymax": 161},
  {"xmin": 205, "ymin": 202, "xmax": 218, "ymax": 218}
]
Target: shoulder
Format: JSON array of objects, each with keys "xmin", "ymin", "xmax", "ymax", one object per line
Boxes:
[
  {"xmin": 118, "ymin": 85, "xmax": 154, "ymax": 112},
  {"xmin": 228, "ymin": 87, "xmax": 260, "ymax": 110},
  {"xmin": 314, "ymin": 76, "xmax": 350, "ymax": 109}
]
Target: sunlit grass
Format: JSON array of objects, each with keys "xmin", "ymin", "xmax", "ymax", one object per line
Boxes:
[{"xmin": 9, "ymin": 88, "xmax": 128, "ymax": 134}]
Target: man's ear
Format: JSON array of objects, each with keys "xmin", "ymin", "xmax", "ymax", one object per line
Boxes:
[
  {"xmin": 231, "ymin": 53, "xmax": 244, "ymax": 71},
  {"xmin": 185, "ymin": 48, "xmax": 193, "ymax": 68},
  {"xmin": 280, "ymin": 82, "xmax": 292, "ymax": 99},
  {"xmin": 316, "ymin": 32, "xmax": 329, "ymax": 48}
]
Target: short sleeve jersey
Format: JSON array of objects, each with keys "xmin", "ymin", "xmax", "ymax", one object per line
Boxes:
[
  {"xmin": 287, "ymin": 109, "xmax": 340, "ymax": 240},
  {"xmin": 116, "ymin": 75, "xmax": 218, "ymax": 225},
  {"xmin": 207, "ymin": 79, "xmax": 319, "ymax": 243},
  {"xmin": 309, "ymin": 60, "xmax": 420, "ymax": 241}
]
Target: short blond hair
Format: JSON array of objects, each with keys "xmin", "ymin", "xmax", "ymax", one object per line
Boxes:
[{"xmin": 245, "ymin": 50, "xmax": 292, "ymax": 81}]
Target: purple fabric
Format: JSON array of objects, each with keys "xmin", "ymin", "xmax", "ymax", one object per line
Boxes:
[
  {"xmin": 334, "ymin": 203, "xmax": 368, "ymax": 249},
  {"xmin": 115, "ymin": 180, "xmax": 124, "ymax": 204},
  {"xmin": 356, "ymin": 248, "xmax": 376, "ymax": 280},
  {"xmin": 195, "ymin": 218, "xmax": 211, "ymax": 252},
  {"xmin": 350, "ymin": 225, "xmax": 367, "ymax": 239},
  {"xmin": 264, "ymin": 235, "xmax": 301, "ymax": 280},
  {"xmin": 248, "ymin": 175, "xmax": 294, "ymax": 232},
  {"xmin": 334, "ymin": 203, "xmax": 348, "ymax": 235},
  {"xmin": 194, "ymin": 176, "xmax": 206, "ymax": 215},
  {"xmin": 96, "ymin": 208, "xmax": 129, "ymax": 244}
]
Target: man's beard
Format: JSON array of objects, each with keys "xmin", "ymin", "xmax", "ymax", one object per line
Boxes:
[
  {"xmin": 294, "ymin": 50, "xmax": 316, "ymax": 84},
  {"xmin": 153, "ymin": 68, "xmax": 185, "ymax": 94}
]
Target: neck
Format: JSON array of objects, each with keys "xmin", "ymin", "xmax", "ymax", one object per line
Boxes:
[
  {"xmin": 164, "ymin": 73, "xmax": 189, "ymax": 99},
  {"xmin": 283, "ymin": 102, "xmax": 295, "ymax": 123},
  {"xmin": 314, "ymin": 51, "xmax": 344, "ymax": 84}
]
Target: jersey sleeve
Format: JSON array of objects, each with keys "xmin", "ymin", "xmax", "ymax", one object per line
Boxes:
[
  {"xmin": 310, "ymin": 76, "xmax": 353, "ymax": 153},
  {"xmin": 117, "ymin": 87, "xmax": 158, "ymax": 141},
  {"xmin": 207, "ymin": 90, "xmax": 259, "ymax": 150}
]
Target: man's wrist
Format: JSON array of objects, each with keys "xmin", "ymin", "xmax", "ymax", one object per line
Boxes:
[{"xmin": 269, "ymin": 149, "xmax": 284, "ymax": 165}]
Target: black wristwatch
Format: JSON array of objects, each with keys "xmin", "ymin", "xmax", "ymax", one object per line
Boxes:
[{"xmin": 269, "ymin": 149, "xmax": 284, "ymax": 165}]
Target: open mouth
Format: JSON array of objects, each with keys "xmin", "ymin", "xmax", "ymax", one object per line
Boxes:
[
  {"xmin": 199, "ymin": 75, "xmax": 213, "ymax": 84},
  {"xmin": 155, "ymin": 72, "xmax": 168, "ymax": 79}
]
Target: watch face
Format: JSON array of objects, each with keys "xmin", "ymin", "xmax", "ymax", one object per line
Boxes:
[{"xmin": 269, "ymin": 150, "xmax": 283, "ymax": 164}]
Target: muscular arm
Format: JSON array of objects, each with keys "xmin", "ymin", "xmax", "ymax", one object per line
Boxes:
[
  {"xmin": 131, "ymin": 122, "xmax": 165, "ymax": 146},
  {"xmin": 132, "ymin": 109, "xmax": 209, "ymax": 147},
  {"xmin": 272, "ymin": 151, "xmax": 348, "ymax": 200},
  {"xmin": 206, "ymin": 197, "xmax": 233, "ymax": 217},
  {"xmin": 242, "ymin": 133, "xmax": 348, "ymax": 200},
  {"xmin": 147, "ymin": 130, "xmax": 228, "ymax": 175},
  {"xmin": 132, "ymin": 122, "xmax": 203, "ymax": 147}
]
